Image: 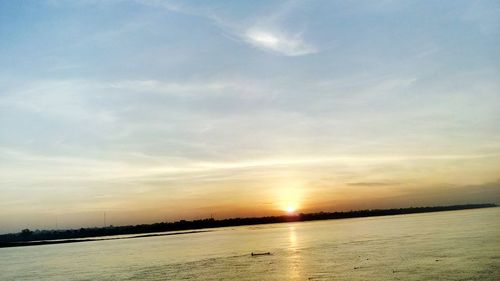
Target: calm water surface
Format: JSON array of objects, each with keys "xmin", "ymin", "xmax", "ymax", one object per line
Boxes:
[{"xmin": 1, "ymin": 208, "xmax": 499, "ymax": 280}]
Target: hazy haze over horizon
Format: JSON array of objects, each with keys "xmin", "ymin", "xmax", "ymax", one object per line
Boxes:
[{"xmin": 1, "ymin": 0, "xmax": 499, "ymax": 233}]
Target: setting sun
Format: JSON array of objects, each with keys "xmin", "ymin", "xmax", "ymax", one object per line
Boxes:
[
  {"xmin": 1, "ymin": 1, "xmax": 498, "ymax": 280},
  {"xmin": 286, "ymin": 205, "xmax": 297, "ymax": 214},
  {"xmin": 275, "ymin": 184, "xmax": 304, "ymax": 216}
]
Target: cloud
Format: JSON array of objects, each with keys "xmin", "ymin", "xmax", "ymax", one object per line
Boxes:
[
  {"xmin": 243, "ymin": 28, "xmax": 317, "ymax": 56},
  {"xmin": 348, "ymin": 182, "xmax": 399, "ymax": 187},
  {"xmin": 135, "ymin": 0, "xmax": 317, "ymax": 56},
  {"xmin": 2, "ymin": 143, "xmax": 498, "ymax": 186},
  {"xmin": 108, "ymin": 78, "xmax": 268, "ymax": 99},
  {"xmin": 0, "ymin": 79, "xmax": 115, "ymax": 123},
  {"xmin": 395, "ymin": 180, "xmax": 500, "ymax": 206}
]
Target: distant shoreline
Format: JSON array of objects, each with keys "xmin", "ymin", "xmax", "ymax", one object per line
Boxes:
[
  {"xmin": 0, "ymin": 230, "xmax": 212, "ymax": 248},
  {"xmin": 0, "ymin": 203, "xmax": 496, "ymax": 248}
]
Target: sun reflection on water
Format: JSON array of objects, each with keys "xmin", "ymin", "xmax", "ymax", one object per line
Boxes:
[
  {"xmin": 289, "ymin": 226, "xmax": 297, "ymax": 250},
  {"xmin": 287, "ymin": 225, "xmax": 303, "ymax": 280}
]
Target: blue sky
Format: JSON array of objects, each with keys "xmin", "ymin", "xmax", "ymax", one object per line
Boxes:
[{"xmin": 0, "ymin": 0, "xmax": 499, "ymax": 232}]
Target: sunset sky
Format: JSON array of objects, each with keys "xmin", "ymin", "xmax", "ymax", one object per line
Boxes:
[{"xmin": 1, "ymin": 0, "xmax": 499, "ymax": 233}]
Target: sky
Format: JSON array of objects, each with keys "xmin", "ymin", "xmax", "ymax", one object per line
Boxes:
[{"xmin": 0, "ymin": 0, "xmax": 499, "ymax": 233}]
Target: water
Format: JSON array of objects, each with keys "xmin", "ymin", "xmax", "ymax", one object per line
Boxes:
[{"xmin": 1, "ymin": 208, "xmax": 499, "ymax": 280}]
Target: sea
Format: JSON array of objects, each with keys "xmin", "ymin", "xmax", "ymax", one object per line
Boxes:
[{"xmin": 1, "ymin": 207, "xmax": 499, "ymax": 280}]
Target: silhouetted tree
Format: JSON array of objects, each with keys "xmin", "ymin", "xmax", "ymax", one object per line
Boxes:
[{"xmin": 21, "ymin": 229, "xmax": 33, "ymax": 236}]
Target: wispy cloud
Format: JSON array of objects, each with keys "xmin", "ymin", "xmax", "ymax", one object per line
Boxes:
[
  {"xmin": 243, "ymin": 27, "xmax": 317, "ymax": 56},
  {"xmin": 348, "ymin": 182, "xmax": 399, "ymax": 187},
  {"xmin": 2, "ymin": 144, "xmax": 498, "ymax": 185},
  {"xmin": 138, "ymin": 0, "xmax": 317, "ymax": 56}
]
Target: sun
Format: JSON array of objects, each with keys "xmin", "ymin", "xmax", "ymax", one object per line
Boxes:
[
  {"xmin": 276, "ymin": 184, "xmax": 303, "ymax": 215},
  {"xmin": 285, "ymin": 204, "xmax": 297, "ymax": 214}
]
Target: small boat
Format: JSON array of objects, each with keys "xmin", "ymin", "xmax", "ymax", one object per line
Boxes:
[{"xmin": 251, "ymin": 252, "xmax": 271, "ymax": 256}]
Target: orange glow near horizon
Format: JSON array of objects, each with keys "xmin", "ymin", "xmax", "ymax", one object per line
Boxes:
[
  {"xmin": 286, "ymin": 204, "xmax": 297, "ymax": 214},
  {"xmin": 276, "ymin": 183, "xmax": 303, "ymax": 215}
]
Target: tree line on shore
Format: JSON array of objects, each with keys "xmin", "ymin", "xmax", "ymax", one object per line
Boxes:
[{"xmin": 0, "ymin": 203, "xmax": 496, "ymax": 246}]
